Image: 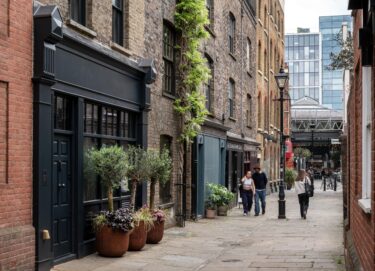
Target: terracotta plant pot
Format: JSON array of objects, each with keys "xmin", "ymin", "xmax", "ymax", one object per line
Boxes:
[
  {"xmin": 128, "ymin": 221, "xmax": 148, "ymax": 251},
  {"xmin": 217, "ymin": 205, "xmax": 228, "ymax": 216},
  {"xmin": 206, "ymin": 209, "xmax": 216, "ymax": 219},
  {"xmin": 96, "ymin": 226, "xmax": 130, "ymax": 257},
  {"xmin": 147, "ymin": 220, "xmax": 164, "ymax": 244}
]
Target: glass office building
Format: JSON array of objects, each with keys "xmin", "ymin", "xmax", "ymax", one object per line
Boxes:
[
  {"xmin": 319, "ymin": 15, "xmax": 352, "ymax": 110},
  {"xmin": 285, "ymin": 32, "xmax": 321, "ymax": 103}
]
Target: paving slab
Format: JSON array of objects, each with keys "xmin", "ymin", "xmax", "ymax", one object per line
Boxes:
[{"xmin": 53, "ymin": 180, "xmax": 345, "ymax": 271}]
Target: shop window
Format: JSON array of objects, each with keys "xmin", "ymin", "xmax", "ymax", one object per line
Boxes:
[
  {"xmin": 83, "ymin": 101, "xmax": 137, "ymax": 240},
  {"xmin": 162, "ymin": 22, "xmax": 176, "ymax": 95},
  {"xmin": 71, "ymin": 0, "xmax": 86, "ymax": 26},
  {"xmin": 112, "ymin": 0, "xmax": 124, "ymax": 46},
  {"xmin": 159, "ymin": 135, "xmax": 172, "ymax": 204},
  {"xmin": 229, "ymin": 13, "xmax": 235, "ymax": 54}
]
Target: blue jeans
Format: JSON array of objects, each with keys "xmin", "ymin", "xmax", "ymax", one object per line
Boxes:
[{"xmin": 255, "ymin": 189, "xmax": 266, "ymax": 215}]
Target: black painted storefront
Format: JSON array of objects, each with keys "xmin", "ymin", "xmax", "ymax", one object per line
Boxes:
[{"xmin": 33, "ymin": 6, "xmax": 155, "ymax": 271}]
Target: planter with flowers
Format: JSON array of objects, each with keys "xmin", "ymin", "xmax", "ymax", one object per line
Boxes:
[
  {"xmin": 147, "ymin": 209, "xmax": 166, "ymax": 244},
  {"xmin": 128, "ymin": 206, "xmax": 153, "ymax": 251},
  {"xmin": 207, "ymin": 183, "xmax": 235, "ymax": 216}
]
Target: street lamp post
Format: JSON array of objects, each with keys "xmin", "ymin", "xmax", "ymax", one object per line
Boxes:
[{"xmin": 275, "ymin": 67, "xmax": 289, "ymax": 219}]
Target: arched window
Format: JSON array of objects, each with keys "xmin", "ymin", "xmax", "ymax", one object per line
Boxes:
[
  {"xmin": 228, "ymin": 78, "xmax": 235, "ymax": 118},
  {"xmin": 247, "ymin": 94, "xmax": 252, "ymax": 127},
  {"xmin": 258, "ymin": 41, "xmax": 262, "ymax": 71},
  {"xmin": 257, "ymin": 94, "xmax": 262, "ymax": 128},
  {"xmin": 270, "ymin": 40, "xmax": 273, "ymax": 71},
  {"xmin": 264, "ymin": 48, "xmax": 268, "ymax": 75},
  {"xmin": 229, "ymin": 12, "xmax": 236, "ymax": 53},
  {"xmin": 206, "ymin": 0, "xmax": 213, "ymax": 29},
  {"xmin": 264, "ymin": 6, "xmax": 268, "ymax": 29},
  {"xmin": 159, "ymin": 135, "xmax": 173, "ymax": 204},
  {"xmin": 205, "ymin": 54, "xmax": 214, "ymax": 112},
  {"xmin": 246, "ymin": 38, "xmax": 252, "ymax": 72}
]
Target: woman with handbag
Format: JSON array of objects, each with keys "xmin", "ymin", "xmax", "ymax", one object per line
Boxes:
[{"xmin": 294, "ymin": 169, "xmax": 312, "ymax": 219}]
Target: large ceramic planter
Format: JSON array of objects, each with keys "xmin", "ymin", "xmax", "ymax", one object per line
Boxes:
[
  {"xmin": 206, "ymin": 209, "xmax": 216, "ymax": 219},
  {"xmin": 147, "ymin": 220, "xmax": 164, "ymax": 244},
  {"xmin": 96, "ymin": 226, "xmax": 130, "ymax": 257},
  {"xmin": 129, "ymin": 221, "xmax": 147, "ymax": 251},
  {"xmin": 217, "ymin": 205, "xmax": 228, "ymax": 216}
]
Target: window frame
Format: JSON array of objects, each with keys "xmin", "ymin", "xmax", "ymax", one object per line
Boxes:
[
  {"xmin": 159, "ymin": 135, "xmax": 173, "ymax": 204},
  {"xmin": 206, "ymin": 0, "xmax": 214, "ymax": 30},
  {"xmin": 228, "ymin": 79, "xmax": 235, "ymax": 118},
  {"xmin": 71, "ymin": 0, "xmax": 86, "ymax": 26},
  {"xmin": 359, "ymin": 66, "xmax": 372, "ymax": 213},
  {"xmin": 204, "ymin": 55, "xmax": 214, "ymax": 112},
  {"xmin": 162, "ymin": 22, "xmax": 176, "ymax": 96},
  {"xmin": 246, "ymin": 38, "xmax": 252, "ymax": 72},
  {"xmin": 112, "ymin": 0, "xmax": 124, "ymax": 46},
  {"xmin": 229, "ymin": 13, "xmax": 236, "ymax": 54}
]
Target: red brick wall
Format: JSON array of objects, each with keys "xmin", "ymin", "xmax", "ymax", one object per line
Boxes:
[
  {"xmin": 0, "ymin": 1, "xmax": 34, "ymax": 270},
  {"xmin": 345, "ymin": 9, "xmax": 375, "ymax": 271}
]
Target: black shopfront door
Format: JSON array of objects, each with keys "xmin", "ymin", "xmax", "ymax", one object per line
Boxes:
[{"xmin": 52, "ymin": 135, "xmax": 73, "ymax": 259}]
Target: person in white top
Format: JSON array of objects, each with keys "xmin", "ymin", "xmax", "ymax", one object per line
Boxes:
[
  {"xmin": 240, "ymin": 171, "xmax": 256, "ymax": 216},
  {"xmin": 294, "ymin": 169, "xmax": 311, "ymax": 219}
]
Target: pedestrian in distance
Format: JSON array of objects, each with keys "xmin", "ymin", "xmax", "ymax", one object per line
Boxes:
[
  {"xmin": 240, "ymin": 171, "xmax": 256, "ymax": 216},
  {"xmin": 295, "ymin": 169, "xmax": 311, "ymax": 219},
  {"xmin": 252, "ymin": 164, "xmax": 268, "ymax": 216}
]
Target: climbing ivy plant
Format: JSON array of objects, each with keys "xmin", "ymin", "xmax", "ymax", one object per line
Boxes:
[
  {"xmin": 173, "ymin": 0, "xmax": 211, "ymax": 226},
  {"xmin": 174, "ymin": 0, "xmax": 211, "ymax": 143}
]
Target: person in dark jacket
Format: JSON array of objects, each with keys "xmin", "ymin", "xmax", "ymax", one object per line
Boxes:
[{"xmin": 252, "ymin": 164, "xmax": 268, "ymax": 216}]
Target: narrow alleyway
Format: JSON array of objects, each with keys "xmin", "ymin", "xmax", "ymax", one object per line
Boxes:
[{"xmin": 54, "ymin": 181, "xmax": 344, "ymax": 271}]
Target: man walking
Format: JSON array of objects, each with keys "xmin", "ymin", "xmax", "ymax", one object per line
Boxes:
[{"xmin": 252, "ymin": 164, "xmax": 268, "ymax": 216}]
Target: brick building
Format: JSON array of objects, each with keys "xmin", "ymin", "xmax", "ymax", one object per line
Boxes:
[
  {"xmin": 32, "ymin": 0, "xmax": 155, "ymax": 269},
  {"xmin": 0, "ymin": 1, "xmax": 35, "ymax": 270},
  {"xmin": 256, "ymin": 0, "xmax": 285, "ymax": 186},
  {"xmin": 143, "ymin": 0, "xmax": 258, "ymax": 219},
  {"xmin": 345, "ymin": 1, "xmax": 375, "ymax": 270}
]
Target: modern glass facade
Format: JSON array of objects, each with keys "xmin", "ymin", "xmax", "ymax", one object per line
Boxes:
[
  {"xmin": 285, "ymin": 32, "xmax": 321, "ymax": 103},
  {"xmin": 319, "ymin": 15, "xmax": 352, "ymax": 110}
]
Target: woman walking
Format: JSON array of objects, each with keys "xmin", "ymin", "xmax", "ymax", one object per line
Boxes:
[
  {"xmin": 295, "ymin": 169, "xmax": 311, "ymax": 219},
  {"xmin": 240, "ymin": 171, "xmax": 256, "ymax": 216}
]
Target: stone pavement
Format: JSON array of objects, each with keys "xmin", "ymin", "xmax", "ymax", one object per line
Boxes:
[{"xmin": 53, "ymin": 180, "xmax": 344, "ymax": 271}]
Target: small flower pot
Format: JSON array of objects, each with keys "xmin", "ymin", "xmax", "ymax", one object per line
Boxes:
[
  {"xmin": 128, "ymin": 221, "xmax": 148, "ymax": 251},
  {"xmin": 147, "ymin": 220, "xmax": 164, "ymax": 244},
  {"xmin": 96, "ymin": 226, "xmax": 130, "ymax": 257},
  {"xmin": 217, "ymin": 205, "xmax": 228, "ymax": 216},
  {"xmin": 206, "ymin": 209, "xmax": 216, "ymax": 219}
]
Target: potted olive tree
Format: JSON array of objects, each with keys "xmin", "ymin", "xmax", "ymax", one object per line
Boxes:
[
  {"xmin": 146, "ymin": 148, "xmax": 172, "ymax": 210},
  {"xmin": 125, "ymin": 145, "xmax": 148, "ymax": 211},
  {"xmin": 86, "ymin": 145, "xmax": 133, "ymax": 257},
  {"xmin": 128, "ymin": 206, "xmax": 153, "ymax": 251},
  {"xmin": 145, "ymin": 148, "xmax": 172, "ymax": 244},
  {"xmin": 285, "ymin": 168, "xmax": 297, "ymax": 190},
  {"xmin": 147, "ymin": 209, "xmax": 167, "ymax": 244}
]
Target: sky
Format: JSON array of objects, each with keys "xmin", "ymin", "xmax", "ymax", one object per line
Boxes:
[{"xmin": 285, "ymin": 0, "xmax": 351, "ymax": 34}]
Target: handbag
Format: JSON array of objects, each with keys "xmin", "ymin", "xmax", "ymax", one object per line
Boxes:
[{"xmin": 304, "ymin": 177, "xmax": 314, "ymax": 197}]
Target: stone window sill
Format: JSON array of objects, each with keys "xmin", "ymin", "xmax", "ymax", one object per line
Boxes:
[
  {"xmin": 247, "ymin": 70, "xmax": 253, "ymax": 78},
  {"xmin": 358, "ymin": 198, "xmax": 371, "ymax": 214},
  {"xmin": 158, "ymin": 202, "xmax": 175, "ymax": 209},
  {"xmin": 205, "ymin": 26, "xmax": 216, "ymax": 38},
  {"xmin": 110, "ymin": 41, "xmax": 132, "ymax": 57},
  {"xmin": 229, "ymin": 117, "xmax": 237, "ymax": 122},
  {"xmin": 229, "ymin": 52, "xmax": 237, "ymax": 61},
  {"xmin": 66, "ymin": 19, "xmax": 97, "ymax": 38},
  {"xmin": 162, "ymin": 92, "xmax": 176, "ymax": 100}
]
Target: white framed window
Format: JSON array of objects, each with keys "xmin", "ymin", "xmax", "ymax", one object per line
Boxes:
[{"xmin": 359, "ymin": 66, "xmax": 372, "ymax": 213}]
